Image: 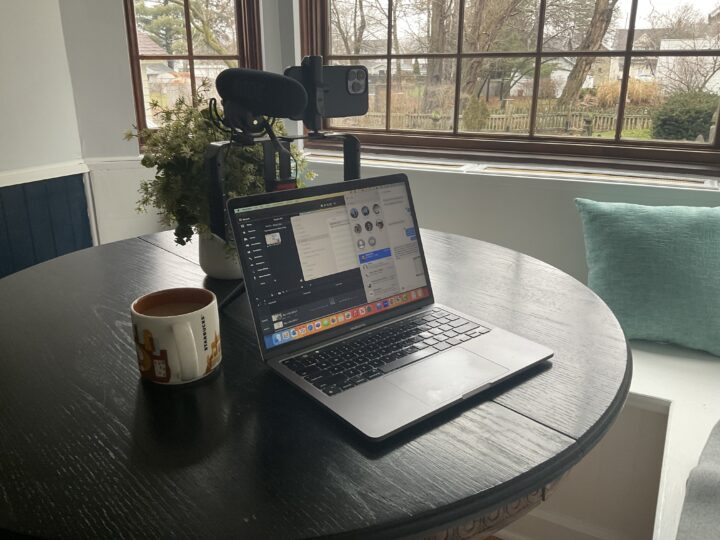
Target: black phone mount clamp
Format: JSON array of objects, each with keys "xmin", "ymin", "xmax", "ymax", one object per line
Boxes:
[
  {"xmin": 205, "ymin": 131, "xmax": 361, "ymax": 242},
  {"xmin": 302, "ymin": 55, "xmax": 326, "ymax": 133},
  {"xmin": 205, "ymin": 62, "xmax": 364, "ymax": 312}
]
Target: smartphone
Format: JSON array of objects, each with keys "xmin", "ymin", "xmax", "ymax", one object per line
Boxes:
[{"xmin": 284, "ymin": 61, "xmax": 369, "ymax": 129}]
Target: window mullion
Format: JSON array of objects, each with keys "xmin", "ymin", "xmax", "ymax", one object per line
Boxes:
[
  {"xmin": 123, "ymin": 0, "xmax": 148, "ymax": 132},
  {"xmin": 238, "ymin": 0, "xmax": 262, "ymax": 68},
  {"xmin": 235, "ymin": 0, "xmax": 246, "ymax": 66},
  {"xmin": 310, "ymin": 0, "xmax": 719, "ymax": 164},
  {"xmin": 529, "ymin": 0, "xmax": 547, "ymax": 138},
  {"xmin": 385, "ymin": 0, "xmax": 394, "ymax": 132},
  {"xmin": 182, "ymin": 0, "xmax": 197, "ymax": 101},
  {"xmin": 451, "ymin": 0, "xmax": 466, "ymax": 135},
  {"xmin": 614, "ymin": 0, "xmax": 640, "ymax": 142}
]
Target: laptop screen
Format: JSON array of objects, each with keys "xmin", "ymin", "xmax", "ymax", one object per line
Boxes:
[{"xmin": 230, "ymin": 176, "xmax": 431, "ymax": 353}]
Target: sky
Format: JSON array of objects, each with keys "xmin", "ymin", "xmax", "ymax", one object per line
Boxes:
[{"xmin": 626, "ymin": 0, "xmax": 720, "ymax": 28}]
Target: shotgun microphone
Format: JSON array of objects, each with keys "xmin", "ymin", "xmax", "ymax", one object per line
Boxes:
[{"xmin": 215, "ymin": 68, "xmax": 308, "ymax": 120}]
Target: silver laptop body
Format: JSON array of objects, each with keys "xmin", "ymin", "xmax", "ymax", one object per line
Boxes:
[{"xmin": 227, "ymin": 173, "xmax": 552, "ymax": 440}]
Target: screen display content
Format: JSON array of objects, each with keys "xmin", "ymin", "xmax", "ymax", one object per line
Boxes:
[{"xmin": 233, "ymin": 182, "xmax": 429, "ymax": 350}]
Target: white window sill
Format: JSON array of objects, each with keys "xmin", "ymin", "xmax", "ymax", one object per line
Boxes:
[{"xmin": 306, "ymin": 149, "xmax": 720, "ymax": 191}]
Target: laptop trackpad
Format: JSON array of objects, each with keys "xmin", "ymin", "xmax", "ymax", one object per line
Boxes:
[{"xmin": 385, "ymin": 348, "xmax": 509, "ymax": 407}]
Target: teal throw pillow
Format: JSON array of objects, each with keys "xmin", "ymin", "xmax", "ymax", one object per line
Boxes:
[{"xmin": 575, "ymin": 198, "xmax": 720, "ymax": 356}]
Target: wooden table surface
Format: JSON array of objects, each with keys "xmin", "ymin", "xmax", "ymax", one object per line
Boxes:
[{"xmin": 0, "ymin": 230, "xmax": 630, "ymax": 539}]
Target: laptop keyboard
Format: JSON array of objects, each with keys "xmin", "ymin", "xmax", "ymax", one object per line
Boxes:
[{"xmin": 281, "ymin": 307, "xmax": 491, "ymax": 396}]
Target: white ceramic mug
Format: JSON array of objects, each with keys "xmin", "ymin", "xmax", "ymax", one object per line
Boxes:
[{"xmin": 130, "ymin": 287, "xmax": 222, "ymax": 384}]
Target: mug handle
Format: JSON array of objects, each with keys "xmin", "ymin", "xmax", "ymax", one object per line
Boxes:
[{"xmin": 172, "ymin": 322, "xmax": 201, "ymax": 381}]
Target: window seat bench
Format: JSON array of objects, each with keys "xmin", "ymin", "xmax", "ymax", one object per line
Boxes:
[{"xmin": 629, "ymin": 341, "xmax": 720, "ymax": 540}]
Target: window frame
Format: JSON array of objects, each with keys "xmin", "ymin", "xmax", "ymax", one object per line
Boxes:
[
  {"xmin": 301, "ymin": 0, "xmax": 720, "ymax": 173},
  {"xmin": 123, "ymin": 0, "xmax": 262, "ymax": 132}
]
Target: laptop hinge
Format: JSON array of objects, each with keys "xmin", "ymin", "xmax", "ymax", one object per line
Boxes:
[{"xmin": 269, "ymin": 303, "xmax": 436, "ymax": 364}]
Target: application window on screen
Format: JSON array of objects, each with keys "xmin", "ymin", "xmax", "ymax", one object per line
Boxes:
[
  {"xmin": 236, "ymin": 183, "xmax": 429, "ymax": 350},
  {"xmin": 344, "ymin": 184, "xmax": 426, "ymax": 301},
  {"xmin": 291, "ymin": 206, "xmax": 357, "ymax": 281}
]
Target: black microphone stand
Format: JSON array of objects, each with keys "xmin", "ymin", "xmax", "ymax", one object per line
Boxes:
[{"xmin": 204, "ymin": 104, "xmax": 362, "ymax": 311}]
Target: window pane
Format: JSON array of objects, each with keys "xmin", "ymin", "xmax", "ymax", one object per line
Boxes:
[
  {"xmin": 329, "ymin": 0, "xmax": 389, "ymax": 56},
  {"xmin": 140, "ymin": 60, "xmax": 192, "ymax": 129},
  {"xmin": 134, "ymin": 0, "xmax": 188, "ymax": 55},
  {"xmin": 393, "ymin": 0, "xmax": 458, "ymax": 54},
  {"xmin": 328, "ymin": 60, "xmax": 388, "ymax": 130},
  {"xmin": 189, "ymin": 0, "xmax": 238, "ymax": 55},
  {"xmin": 621, "ymin": 56, "xmax": 720, "ymax": 143},
  {"xmin": 389, "ymin": 58, "xmax": 456, "ymax": 131},
  {"xmin": 543, "ymin": 0, "xmax": 631, "ymax": 52},
  {"xmin": 462, "ymin": 0, "xmax": 540, "ymax": 53},
  {"xmin": 534, "ymin": 56, "xmax": 622, "ymax": 138},
  {"xmin": 194, "ymin": 59, "xmax": 239, "ymax": 104},
  {"xmin": 634, "ymin": 0, "xmax": 720, "ymax": 51},
  {"xmin": 459, "ymin": 58, "xmax": 536, "ymax": 135}
]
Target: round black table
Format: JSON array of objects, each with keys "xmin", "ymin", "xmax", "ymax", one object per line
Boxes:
[{"xmin": 0, "ymin": 230, "xmax": 630, "ymax": 539}]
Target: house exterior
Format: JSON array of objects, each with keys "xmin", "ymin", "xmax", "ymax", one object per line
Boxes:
[{"xmin": 656, "ymin": 37, "xmax": 720, "ymax": 93}]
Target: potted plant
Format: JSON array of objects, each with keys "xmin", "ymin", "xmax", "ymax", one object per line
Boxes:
[{"xmin": 125, "ymin": 84, "xmax": 314, "ymax": 279}]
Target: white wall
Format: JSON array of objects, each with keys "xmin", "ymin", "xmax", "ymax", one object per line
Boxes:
[
  {"xmin": 55, "ymin": 0, "xmax": 147, "ymax": 244},
  {"xmin": 58, "ymin": 0, "xmax": 138, "ymax": 160},
  {"xmin": 0, "ymin": 0, "xmax": 82, "ymax": 175},
  {"xmin": 261, "ymin": 0, "xmax": 303, "ymax": 137},
  {"xmin": 261, "ymin": 0, "xmax": 303, "ymax": 74}
]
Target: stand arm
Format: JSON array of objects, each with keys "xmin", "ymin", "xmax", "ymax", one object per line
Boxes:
[
  {"xmin": 205, "ymin": 142, "xmax": 232, "ymax": 241},
  {"xmin": 342, "ymin": 135, "xmax": 361, "ymax": 180}
]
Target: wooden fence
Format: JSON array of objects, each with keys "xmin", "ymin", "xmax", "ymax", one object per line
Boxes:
[{"xmin": 331, "ymin": 110, "xmax": 653, "ymax": 134}]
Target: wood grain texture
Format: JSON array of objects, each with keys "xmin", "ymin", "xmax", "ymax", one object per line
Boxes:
[
  {"xmin": 140, "ymin": 232, "xmax": 201, "ymax": 265},
  {"xmin": 420, "ymin": 230, "xmax": 631, "ymax": 441},
  {"xmin": 0, "ymin": 231, "xmax": 630, "ymax": 539}
]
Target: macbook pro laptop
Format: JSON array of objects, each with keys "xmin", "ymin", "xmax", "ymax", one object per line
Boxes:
[{"xmin": 227, "ymin": 173, "xmax": 552, "ymax": 439}]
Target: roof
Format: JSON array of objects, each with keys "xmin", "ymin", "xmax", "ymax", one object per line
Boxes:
[
  {"xmin": 710, "ymin": 7, "xmax": 720, "ymax": 23},
  {"xmin": 137, "ymin": 30, "xmax": 167, "ymax": 55},
  {"xmin": 612, "ymin": 28, "xmax": 672, "ymax": 50}
]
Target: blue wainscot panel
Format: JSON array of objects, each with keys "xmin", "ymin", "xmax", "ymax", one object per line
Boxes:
[{"xmin": 0, "ymin": 174, "xmax": 92, "ymax": 278}]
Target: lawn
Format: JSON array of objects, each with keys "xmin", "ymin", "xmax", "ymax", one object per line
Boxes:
[{"xmin": 594, "ymin": 128, "xmax": 653, "ymax": 139}]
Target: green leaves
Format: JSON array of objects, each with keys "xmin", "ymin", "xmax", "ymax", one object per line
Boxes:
[
  {"xmin": 127, "ymin": 87, "xmax": 314, "ymax": 245},
  {"xmin": 652, "ymin": 91, "xmax": 717, "ymax": 142}
]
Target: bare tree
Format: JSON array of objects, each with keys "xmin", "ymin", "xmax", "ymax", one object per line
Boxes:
[
  {"xmin": 648, "ymin": 4, "xmax": 720, "ymax": 93},
  {"xmin": 648, "ymin": 4, "xmax": 706, "ymax": 40},
  {"xmin": 417, "ymin": 0, "xmax": 458, "ymax": 112},
  {"xmin": 557, "ymin": 0, "xmax": 620, "ymax": 107},
  {"xmin": 461, "ymin": 0, "xmax": 535, "ymax": 96},
  {"xmin": 330, "ymin": 0, "xmax": 367, "ymax": 55},
  {"xmin": 658, "ymin": 56, "xmax": 720, "ymax": 92},
  {"xmin": 136, "ymin": 0, "xmax": 241, "ymax": 67},
  {"xmin": 544, "ymin": 0, "xmax": 600, "ymax": 50}
]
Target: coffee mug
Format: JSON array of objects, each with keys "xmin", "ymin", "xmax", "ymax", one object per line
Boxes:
[{"xmin": 130, "ymin": 287, "xmax": 222, "ymax": 384}]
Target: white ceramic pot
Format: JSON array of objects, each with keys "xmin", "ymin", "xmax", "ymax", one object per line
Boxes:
[{"xmin": 198, "ymin": 232, "xmax": 243, "ymax": 280}]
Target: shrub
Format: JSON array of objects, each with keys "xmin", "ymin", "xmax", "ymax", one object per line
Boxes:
[
  {"xmin": 652, "ymin": 91, "xmax": 718, "ymax": 141},
  {"xmin": 595, "ymin": 80, "xmax": 662, "ymax": 108},
  {"xmin": 537, "ymin": 78, "xmax": 558, "ymax": 99},
  {"xmin": 462, "ymin": 97, "xmax": 490, "ymax": 131},
  {"xmin": 125, "ymin": 84, "xmax": 314, "ymax": 245}
]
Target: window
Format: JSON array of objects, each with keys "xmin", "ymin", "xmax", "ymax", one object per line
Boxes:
[
  {"xmin": 302, "ymin": 0, "xmax": 720, "ymax": 169},
  {"xmin": 124, "ymin": 0, "xmax": 261, "ymax": 130}
]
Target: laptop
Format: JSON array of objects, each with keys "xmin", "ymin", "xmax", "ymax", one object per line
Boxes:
[{"xmin": 227, "ymin": 173, "xmax": 552, "ymax": 439}]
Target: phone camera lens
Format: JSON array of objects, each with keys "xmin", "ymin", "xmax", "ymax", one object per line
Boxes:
[
  {"xmin": 351, "ymin": 81, "xmax": 363, "ymax": 93},
  {"xmin": 356, "ymin": 69, "xmax": 366, "ymax": 81},
  {"xmin": 348, "ymin": 70, "xmax": 357, "ymax": 82}
]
